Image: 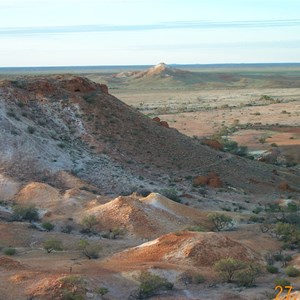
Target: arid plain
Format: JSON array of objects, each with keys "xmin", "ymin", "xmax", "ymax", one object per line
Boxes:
[{"xmin": 0, "ymin": 63, "xmax": 299, "ymax": 300}]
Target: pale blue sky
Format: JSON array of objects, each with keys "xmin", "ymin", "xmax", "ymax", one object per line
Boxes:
[{"xmin": 1, "ymin": 0, "xmax": 300, "ymax": 66}]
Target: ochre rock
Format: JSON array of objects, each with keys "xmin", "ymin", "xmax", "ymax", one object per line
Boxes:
[
  {"xmin": 203, "ymin": 139, "xmax": 223, "ymax": 151},
  {"xmin": 193, "ymin": 176, "xmax": 209, "ymax": 186},
  {"xmin": 160, "ymin": 121, "xmax": 170, "ymax": 128},
  {"xmin": 152, "ymin": 117, "xmax": 161, "ymax": 123}
]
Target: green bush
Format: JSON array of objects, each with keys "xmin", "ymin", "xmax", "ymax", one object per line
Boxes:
[
  {"xmin": 12, "ymin": 205, "xmax": 39, "ymax": 222},
  {"xmin": 214, "ymin": 258, "xmax": 262, "ymax": 286},
  {"xmin": 208, "ymin": 213, "xmax": 234, "ymax": 231},
  {"xmin": 214, "ymin": 258, "xmax": 245, "ymax": 283},
  {"xmin": 186, "ymin": 225, "xmax": 205, "ymax": 232},
  {"xmin": 274, "ymin": 277, "xmax": 291, "ymax": 287},
  {"xmin": 266, "ymin": 265, "xmax": 279, "ymax": 274},
  {"xmin": 138, "ymin": 271, "xmax": 173, "ymax": 299},
  {"xmin": 252, "ymin": 207, "xmax": 263, "ymax": 214},
  {"xmin": 159, "ymin": 188, "xmax": 181, "ymax": 203},
  {"xmin": 248, "ymin": 215, "xmax": 264, "ymax": 223},
  {"xmin": 193, "ymin": 274, "xmax": 205, "ymax": 284},
  {"xmin": 285, "ymin": 266, "xmax": 300, "ymax": 277},
  {"xmin": 27, "ymin": 126, "xmax": 36, "ymax": 134},
  {"xmin": 4, "ymin": 247, "xmax": 16, "ymax": 256},
  {"xmin": 273, "ymin": 252, "xmax": 284, "ymax": 262},
  {"xmin": 78, "ymin": 240, "xmax": 100, "ymax": 259},
  {"xmin": 109, "ymin": 227, "xmax": 124, "ymax": 239},
  {"xmin": 59, "ymin": 276, "xmax": 85, "ymax": 300},
  {"xmin": 44, "ymin": 239, "xmax": 63, "ymax": 253},
  {"xmin": 95, "ymin": 287, "xmax": 109, "ymax": 296},
  {"xmin": 274, "ymin": 222, "xmax": 300, "ymax": 246},
  {"xmin": 61, "ymin": 291, "xmax": 84, "ymax": 300},
  {"xmin": 81, "ymin": 215, "xmax": 98, "ymax": 233},
  {"xmin": 235, "ymin": 268, "xmax": 258, "ymax": 287},
  {"xmin": 42, "ymin": 222, "xmax": 55, "ymax": 231}
]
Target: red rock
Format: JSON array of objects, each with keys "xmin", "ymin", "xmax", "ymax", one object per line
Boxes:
[
  {"xmin": 193, "ymin": 173, "xmax": 223, "ymax": 188},
  {"xmin": 203, "ymin": 139, "xmax": 223, "ymax": 151},
  {"xmin": 278, "ymin": 182, "xmax": 290, "ymax": 191},
  {"xmin": 59, "ymin": 77, "xmax": 97, "ymax": 93},
  {"xmin": 193, "ymin": 176, "xmax": 209, "ymax": 186},
  {"xmin": 160, "ymin": 121, "xmax": 169, "ymax": 128},
  {"xmin": 152, "ymin": 117, "xmax": 161, "ymax": 123},
  {"xmin": 100, "ymin": 84, "xmax": 109, "ymax": 94},
  {"xmin": 208, "ymin": 176, "xmax": 223, "ymax": 188}
]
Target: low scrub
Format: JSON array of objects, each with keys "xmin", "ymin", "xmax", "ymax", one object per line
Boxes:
[
  {"xmin": 208, "ymin": 213, "xmax": 234, "ymax": 231},
  {"xmin": 266, "ymin": 265, "xmax": 279, "ymax": 274},
  {"xmin": 12, "ymin": 205, "xmax": 39, "ymax": 222},
  {"xmin": 78, "ymin": 240, "xmax": 100, "ymax": 259},
  {"xmin": 44, "ymin": 239, "xmax": 63, "ymax": 253},
  {"xmin": 42, "ymin": 222, "xmax": 55, "ymax": 231},
  {"xmin": 285, "ymin": 266, "xmax": 300, "ymax": 277},
  {"xmin": 214, "ymin": 258, "xmax": 262, "ymax": 287},
  {"xmin": 3, "ymin": 247, "xmax": 16, "ymax": 256},
  {"xmin": 138, "ymin": 271, "xmax": 173, "ymax": 299},
  {"xmin": 159, "ymin": 188, "xmax": 181, "ymax": 203}
]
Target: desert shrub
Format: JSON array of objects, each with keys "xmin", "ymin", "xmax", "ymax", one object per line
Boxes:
[
  {"xmin": 109, "ymin": 227, "xmax": 124, "ymax": 239},
  {"xmin": 284, "ymin": 255, "xmax": 293, "ymax": 262},
  {"xmin": 214, "ymin": 258, "xmax": 246, "ymax": 283},
  {"xmin": 101, "ymin": 227, "xmax": 124, "ymax": 239},
  {"xmin": 136, "ymin": 189, "xmax": 151, "ymax": 197},
  {"xmin": 266, "ymin": 265, "xmax": 279, "ymax": 274},
  {"xmin": 248, "ymin": 215, "xmax": 264, "ymax": 223},
  {"xmin": 61, "ymin": 291, "xmax": 84, "ymax": 300},
  {"xmin": 222, "ymin": 139, "xmax": 238, "ymax": 153},
  {"xmin": 44, "ymin": 239, "xmax": 63, "ymax": 253},
  {"xmin": 42, "ymin": 222, "xmax": 55, "ymax": 231},
  {"xmin": 138, "ymin": 271, "xmax": 173, "ymax": 299},
  {"xmin": 252, "ymin": 207, "xmax": 263, "ymax": 214},
  {"xmin": 12, "ymin": 205, "xmax": 39, "ymax": 222},
  {"xmin": 4, "ymin": 247, "xmax": 16, "ymax": 256},
  {"xmin": 27, "ymin": 126, "xmax": 36, "ymax": 134},
  {"xmin": 78, "ymin": 240, "xmax": 100, "ymax": 259},
  {"xmin": 81, "ymin": 215, "xmax": 98, "ymax": 233},
  {"xmin": 95, "ymin": 287, "xmax": 109, "ymax": 296},
  {"xmin": 235, "ymin": 263, "xmax": 262, "ymax": 287},
  {"xmin": 208, "ymin": 213, "xmax": 234, "ymax": 231},
  {"xmin": 258, "ymin": 137, "xmax": 266, "ymax": 144},
  {"xmin": 193, "ymin": 274, "xmax": 205, "ymax": 284},
  {"xmin": 274, "ymin": 222, "xmax": 300, "ymax": 246},
  {"xmin": 285, "ymin": 266, "xmax": 300, "ymax": 277},
  {"xmin": 59, "ymin": 276, "xmax": 85, "ymax": 300},
  {"xmin": 259, "ymin": 95, "xmax": 274, "ymax": 101},
  {"xmin": 61, "ymin": 225, "xmax": 73, "ymax": 234},
  {"xmin": 274, "ymin": 277, "xmax": 290, "ymax": 287},
  {"xmin": 186, "ymin": 225, "xmax": 205, "ymax": 232},
  {"xmin": 159, "ymin": 188, "xmax": 181, "ymax": 203},
  {"xmin": 273, "ymin": 252, "xmax": 284, "ymax": 262},
  {"xmin": 215, "ymin": 258, "xmax": 262, "ymax": 286}
]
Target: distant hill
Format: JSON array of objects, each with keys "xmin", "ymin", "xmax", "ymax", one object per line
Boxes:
[
  {"xmin": 114, "ymin": 63, "xmax": 190, "ymax": 79},
  {"xmin": 103, "ymin": 63, "xmax": 300, "ymax": 90}
]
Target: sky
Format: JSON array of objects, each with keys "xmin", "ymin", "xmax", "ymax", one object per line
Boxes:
[{"xmin": 0, "ymin": 0, "xmax": 300, "ymax": 67}]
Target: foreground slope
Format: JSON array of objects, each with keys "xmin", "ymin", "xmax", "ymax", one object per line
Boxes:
[{"xmin": 0, "ymin": 75, "xmax": 298, "ymax": 196}]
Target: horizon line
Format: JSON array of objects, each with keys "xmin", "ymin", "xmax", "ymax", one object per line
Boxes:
[{"xmin": 1, "ymin": 62, "xmax": 300, "ymax": 69}]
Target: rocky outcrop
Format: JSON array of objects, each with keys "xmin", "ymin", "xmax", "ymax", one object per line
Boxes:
[
  {"xmin": 193, "ymin": 172, "xmax": 223, "ymax": 188},
  {"xmin": 152, "ymin": 117, "xmax": 169, "ymax": 128}
]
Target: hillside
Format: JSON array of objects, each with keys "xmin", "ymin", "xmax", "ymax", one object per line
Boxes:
[{"xmin": 0, "ymin": 75, "xmax": 298, "ymax": 198}]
